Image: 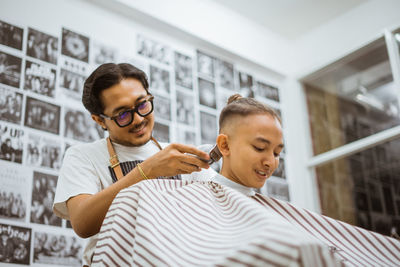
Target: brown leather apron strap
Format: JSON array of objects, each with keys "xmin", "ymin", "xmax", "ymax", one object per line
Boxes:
[
  {"xmin": 106, "ymin": 136, "xmax": 162, "ymax": 181},
  {"xmin": 151, "ymin": 136, "xmax": 163, "ymax": 151},
  {"xmin": 106, "ymin": 137, "xmax": 124, "ymax": 180}
]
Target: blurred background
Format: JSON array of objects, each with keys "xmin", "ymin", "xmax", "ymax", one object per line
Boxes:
[{"xmin": 0, "ymin": 0, "xmax": 399, "ymax": 265}]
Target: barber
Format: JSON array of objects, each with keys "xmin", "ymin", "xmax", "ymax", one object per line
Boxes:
[{"xmin": 53, "ymin": 63, "xmax": 215, "ymax": 266}]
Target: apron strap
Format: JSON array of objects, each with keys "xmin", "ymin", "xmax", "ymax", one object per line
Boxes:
[
  {"xmin": 106, "ymin": 136, "xmax": 163, "ymax": 180},
  {"xmin": 107, "ymin": 137, "xmax": 123, "ymax": 180},
  {"xmin": 151, "ymin": 136, "xmax": 163, "ymax": 151}
]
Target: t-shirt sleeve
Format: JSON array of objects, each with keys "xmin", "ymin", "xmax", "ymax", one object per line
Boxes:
[{"xmin": 53, "ymin": 146, "xmax": 102, "ymax": 220}]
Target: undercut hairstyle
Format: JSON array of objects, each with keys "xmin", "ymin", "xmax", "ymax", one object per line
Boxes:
[
  {"xmin": 82, "ymin": 63, "xmax": 149, "ymax": 115},
  {"xmin": 219, "ymin": 94, "xmax": 281, "ymax": 132}
]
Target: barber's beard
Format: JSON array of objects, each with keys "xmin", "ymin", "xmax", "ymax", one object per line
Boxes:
[{"xmin": 125, "ymin": 119, "xmax": 152, "ymax": 147}]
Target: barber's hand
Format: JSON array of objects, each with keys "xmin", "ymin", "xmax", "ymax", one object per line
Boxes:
[{"xmin": 140, "ymin": 143, "xmax": 210, "ymax": 178}]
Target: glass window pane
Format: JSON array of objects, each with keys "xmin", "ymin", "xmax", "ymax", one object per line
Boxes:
[
  {"xmin": 394, "ymin": 28, "xmax": 400, "ymax": 55},
  {"xmin": 304, "ymin": 38, "xmax": 399, "ymax": 155},
  {"xmin": 314, "ymin": 138, "xmax": 400, "ymax": 237}
]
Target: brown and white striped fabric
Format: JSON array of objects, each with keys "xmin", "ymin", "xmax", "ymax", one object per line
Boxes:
[{"xmin": 92, "ymin": 180, "xmax": 400, "ymax": 266}]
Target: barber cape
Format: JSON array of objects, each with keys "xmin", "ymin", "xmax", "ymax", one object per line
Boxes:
[{"xmin": 92, "ymin": 179, "xmax": 400, "ymax": 266}]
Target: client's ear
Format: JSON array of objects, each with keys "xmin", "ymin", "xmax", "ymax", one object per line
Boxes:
[
  {"xmin": 92, "ymin": 114, "xmax": 107, "ymax": 130},
  {"xmin": 216, "ymin": 134, "xmax": 230, "ymax": 156}
]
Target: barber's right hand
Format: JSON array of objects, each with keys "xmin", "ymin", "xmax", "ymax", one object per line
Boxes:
[{"xmin": 139, "ymin": 143, "xmax": 211, "ymax": 179}]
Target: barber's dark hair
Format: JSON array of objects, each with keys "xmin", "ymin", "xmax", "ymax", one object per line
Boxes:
[
  {"xmin": 82, "ymin": 63, "xmax": 149, "ymax": 115},
  {"xmin": 219, "ymin": 94, "xmax": 281, "ymax": 132}
]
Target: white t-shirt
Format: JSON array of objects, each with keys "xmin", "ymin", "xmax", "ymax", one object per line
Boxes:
[
  {"xmin": 212, "ymin": 173, "xmax": 256, "ymax": 197},
  {"xmin": 53, "ymin": 138, "xmax": 217, "ymax": 266}
]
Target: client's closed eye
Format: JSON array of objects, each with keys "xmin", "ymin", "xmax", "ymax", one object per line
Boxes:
[{"xmin": 253, "ymin": 145, "xmax": 264, "ymax": 152}]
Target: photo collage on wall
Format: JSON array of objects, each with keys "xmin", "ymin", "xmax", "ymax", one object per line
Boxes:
[
  {"xmin": 0, "ymin": 17, "xmax": 286, "ymax": 266},
  {"xmin": 0, "ymin": 20, "xmax": 105, "ymax": 266}
]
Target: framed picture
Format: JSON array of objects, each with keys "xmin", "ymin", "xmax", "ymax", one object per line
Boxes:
[
  {"xmin": 0, "ymin": 51, "xmax": 22, "ymax": 88},
  {"xmin": 175, "ymin": 51, "xmax": 193, "ymax": 89},
  {"xmin": 24, "ymin": 60, "xmax": 56, "ymax": 98},
  {"xmin": 26, "ymin": 27, "xmax": 58, "ymax": 65},
  {"xmin": 0, "ymin": 20, "xmax": 23, "ymax": 50},
  {"xmin": 24, "ymin": 97, "xmax": 60, "ymax": 135},
  {"xmin": 198, "ymin": 78, "xmax": 216, "ymax": 109},
  {"xmin": 197, "ymin": 50, "xmax": 214, "ymax": 79},
  {"xmin": 61, "ymin": 28, "xmax": 89, "ymax": 63}
]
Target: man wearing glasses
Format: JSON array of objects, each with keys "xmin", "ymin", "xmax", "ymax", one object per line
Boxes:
[{"xmin": 53, "ymin": 63, "xmax": 215, "ymax": 266}]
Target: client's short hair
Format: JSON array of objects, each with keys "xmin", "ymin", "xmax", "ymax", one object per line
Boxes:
[{"xmin": 219, "ymin": 94, "xmax": 281, "ymax": 132}]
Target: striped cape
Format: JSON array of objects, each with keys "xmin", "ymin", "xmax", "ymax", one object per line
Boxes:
[{"xmin": 92, "ymin": 180, "xmax": 400, "ymax": 266}]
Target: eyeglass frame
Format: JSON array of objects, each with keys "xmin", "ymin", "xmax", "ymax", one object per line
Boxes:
[{"xmin": 99, "ymin": 95, "xmax": 155, "ymax": 128}]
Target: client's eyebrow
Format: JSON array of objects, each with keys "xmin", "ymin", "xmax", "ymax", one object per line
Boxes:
[{"xmin": 255, "ymin": 137, "xmax": 284, "ymax": 148}]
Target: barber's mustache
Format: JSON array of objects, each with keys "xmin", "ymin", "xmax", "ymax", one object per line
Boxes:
[{"xmin": 129, "ymin": 120, "xmax": 148, "ymax": 132}]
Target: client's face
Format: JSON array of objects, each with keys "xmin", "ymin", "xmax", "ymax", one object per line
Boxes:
[{"xmin": 221, "ymin": 114, "xmax": 284, "ymax": 188}]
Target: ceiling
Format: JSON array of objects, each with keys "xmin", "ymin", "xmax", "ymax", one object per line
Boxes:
[{"xmin": 211, "ymin": 0, "xmax": 368, "ymax": 40}]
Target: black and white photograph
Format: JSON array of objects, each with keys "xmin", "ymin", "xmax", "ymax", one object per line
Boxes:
[
  {"xmin": 26, "ymin": 27, "xmax": 58, "ymax": 65},
  {"xmin": 24, "ymin": 96, "xmax": 60, "ymax": 135},
  {"xmin": 25, "ymin": 133, "xmax": 62, "ymax": 170},
  {"xmin": 0, "ymin": 20, "xmax": 23, "ymax": 50},
  {"xmin": 355, "ymin": 190, "xmax": 369, "ymax": 212},
  {"xmin": 90, "ymin": 41, "xmax": 117, "ymax": 65},
  {"xmin": 217, "ymin": 60, "xmax": 234, "ymax": 90},
  {"xmin": 30, "ymin": 171, "xmax": 61, "ymax": 226},
  {"xmin": 368, "ymin": 182, "xmax": 383, "ymax": 213},
  {"xmin": 372, "ymin": 215, "xmax": 392, "ymax": 236},
  {"xmin": 150, "ymin": 65, "xmax": 170, "ymax": 95},
  {"xmin": 382, "ymin": 185, "xmax": 395, "ymax": 215},
  {"xmin": 197, "ymin": 50, "xmax": 214, "ymax": 78},
  {"xmin": 356, "ymin": 211, "xmax": 372, "ymax": 230},
  {"xmin": 61, "ymin": 28, "xmax": 89, "ymax": 63},
  {"xmin": 61, "ymin": 57, "xmax": 88, "ymax": 75},
  {"xmin": 0, "ymin": 123, "xmax": 23, "ymax": 163},
  {"xmin": 0, "ymin": 223, "xmax": 31, "ymax": 265},
  {"xmin": 0, "ymin": 51, "xmax": 22, "ymax": 88},
  {"xmin": 0, "ymin": 86, "xmax": 23, "ymax": 124},
  {"xmin": 64, "ymin": 107, "xmax": 104, "ymax": 142},
  {"xmin": 176, "ymin": 126, "xmax": 196, "ymax": 145},
  {"xmin": 394, "ymin": 177, "xmax": 400, "ymax": 197},
  {"xmin": 59, "ymin": 68, "xmax": 86, "ymax": 99},
  {"xmin": 0, "ymin": 164, "xmax": 29, "ymax": 221},
  {"xmin": 153, "ymin": 122, "xmax": 169, "ymax": 143},
  {"xmin": 33, "ymin": 232, "xmax": 82, "ymax": 266},
  {"xmin": 200, "ymin": 111, "xmax": 217, "ymax": 144},
  {"xmin": 174, "ymin": 52, "xmax": 193, "ymax": 89},
  {"xmin": 24, "ymin": 60, "xmax": 56, "ymax": 98},
  {"xmin": 176, "ymin": 90, "xmax": 194, "ymax": 125},
  {"xmin": 265, "ymin": 179, "xmax": 290, "ymax": 201},
  {"xmin": 137, "ymin": 34, "xmax": 171, "ymax": 65},
  {"xmin": 198, "ymin": 77, "xmax": 216, "ymax": 109},
  {"xmin": 256, "ymin": 81, "xmax": 280, "ymax": 102},
  {"xmin": 238, "ymin": 71, "xmax": 254, "ymax": 98},
  {"xmin": 153, "ymin": 94, "xmax": 171, "ymax": 121},
  {"xmin": 272, "ymin": 157, "xmax": 286, "ymax": 179}
]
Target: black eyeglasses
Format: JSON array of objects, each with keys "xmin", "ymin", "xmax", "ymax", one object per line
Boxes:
[{"xmin": 100, "ymin": 95, "xmax": 154, "ymax": 127}]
